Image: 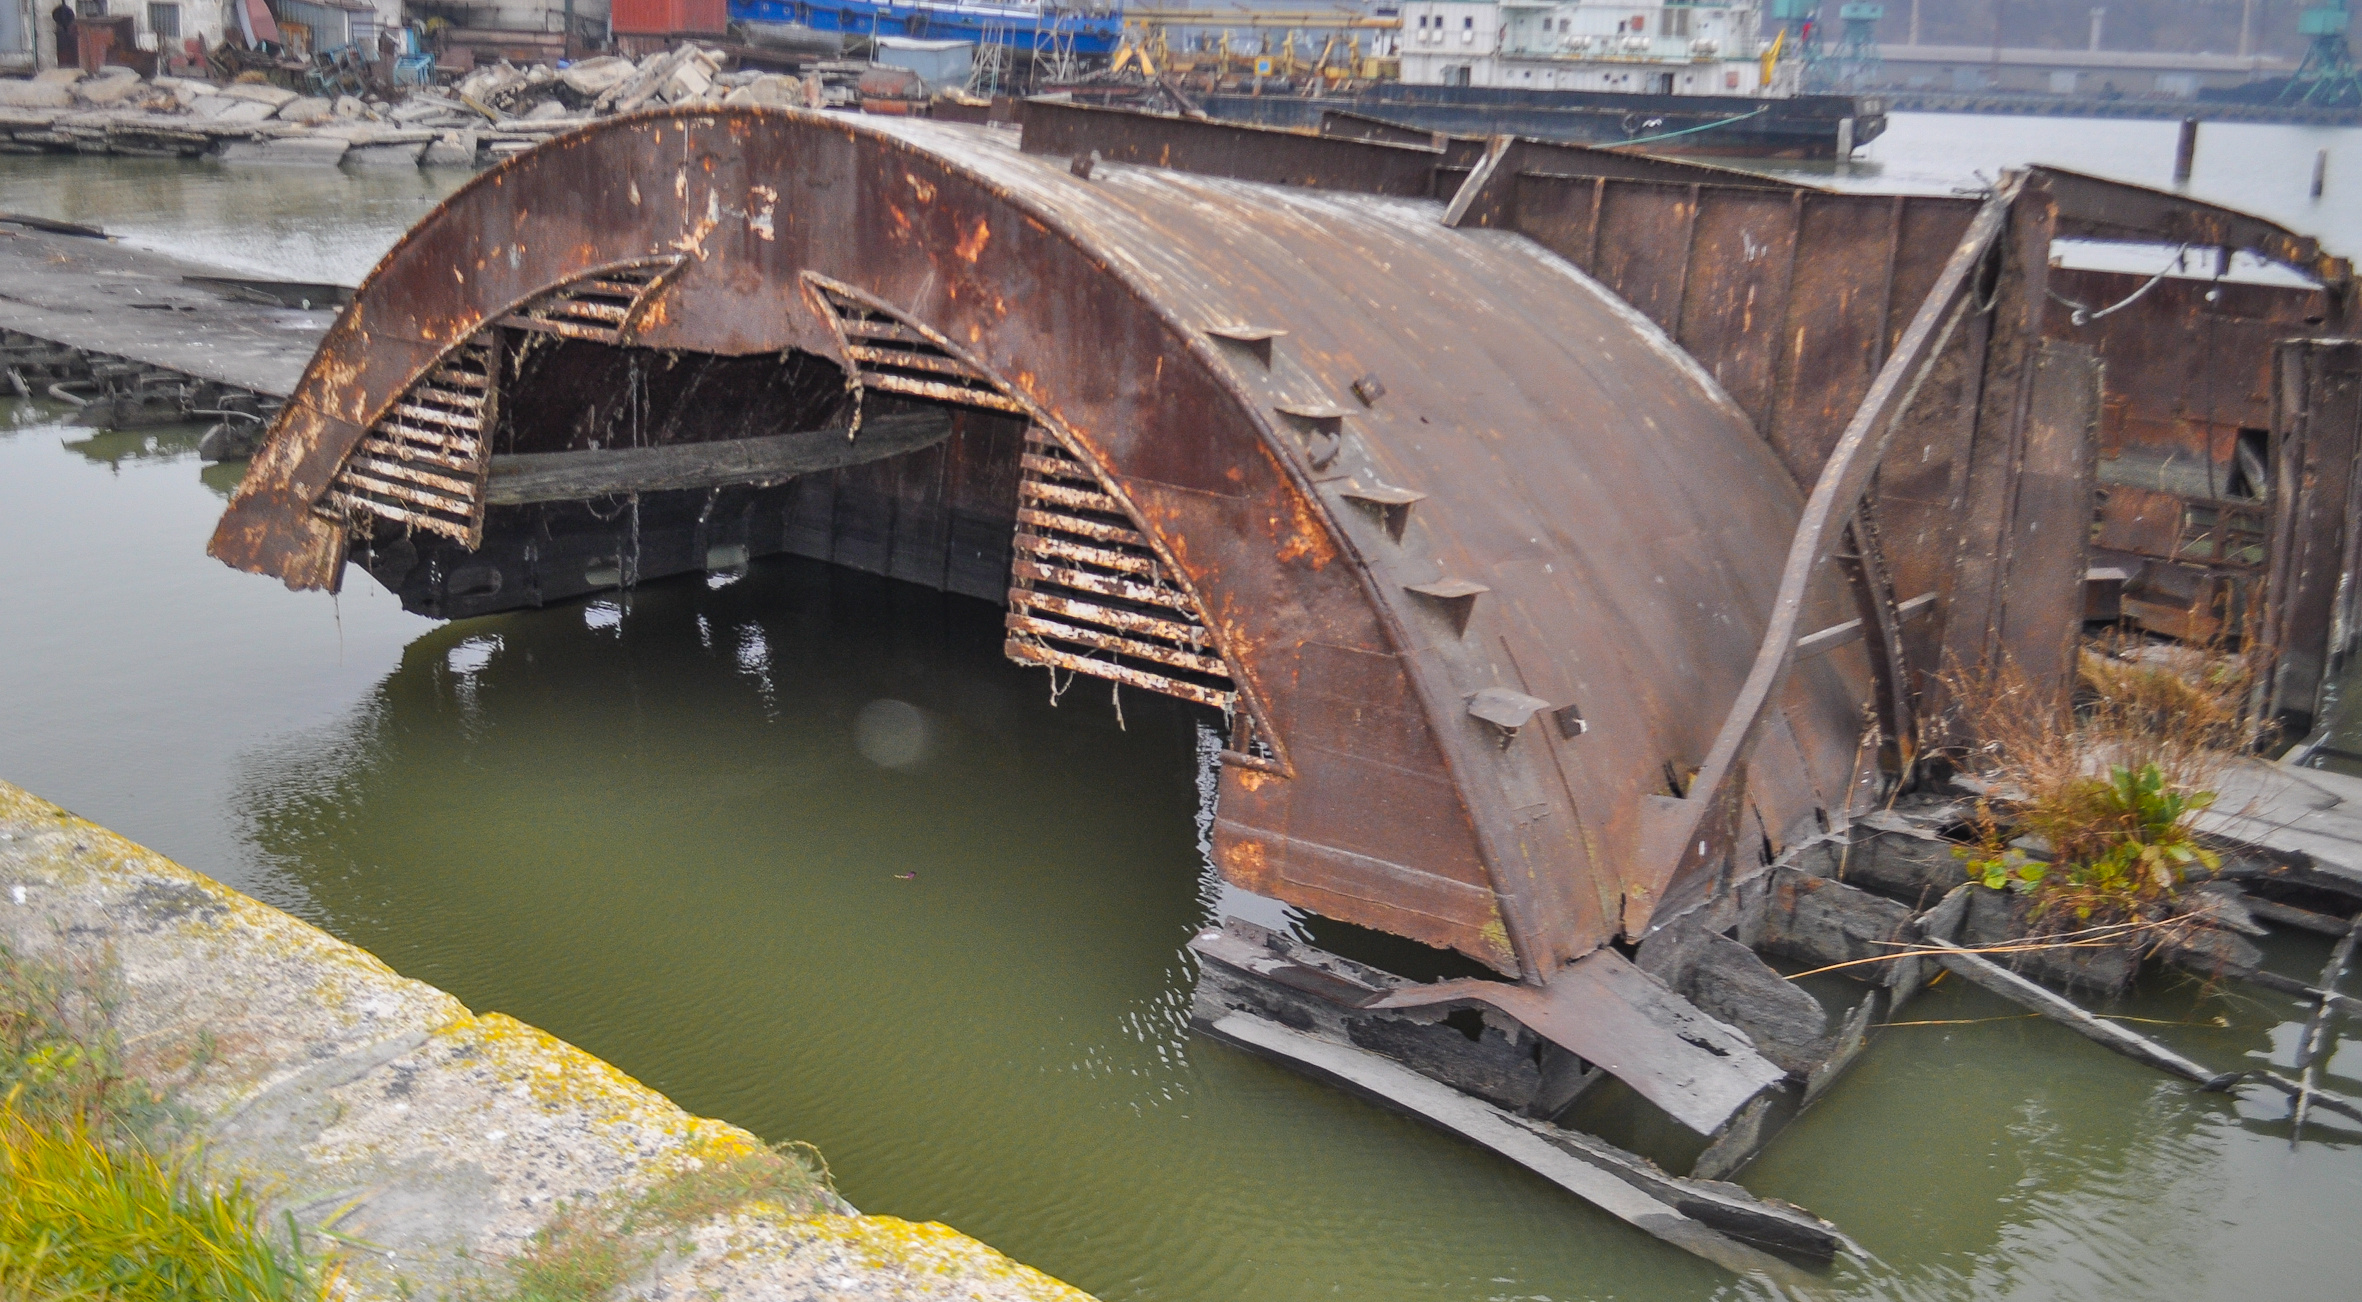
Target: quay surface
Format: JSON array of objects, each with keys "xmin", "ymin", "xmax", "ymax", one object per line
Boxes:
[
  {"xmin": 0, "ymin": 221, "xmax": 328, "ymax": 398},
  {"xmin": 0, "ymin": 779, "xmax": 1097, "ymax": 1301}
]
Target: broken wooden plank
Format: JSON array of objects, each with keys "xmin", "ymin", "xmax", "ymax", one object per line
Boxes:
[
  {"xmin": 1493, "ymin": 1111, "xmax": 1860, "ymax": 1263},
  {"xmin": 2197, "ymin": 961, "xmax": 2362, "ymax": 1020},
  {"xmin": 2243, "ymin": 896, "xmax": 2355, "ymax": 937},
  {"xmin": 2242, "ymin": 1067, "xmax": 2362, "ymax": 1129},
  {"xmin": 1368, "ymin": 949, "xmax": 1787, "ymax": 1136},
  {"xmin": 1920, "ymin": 936, "xmax": 2241, "ymax": 1089},
  {"xmin": 2291, "ymin": 917, "xmax": 2360, "ymax": 1141},
  {"xmin": 1200, "ymin": 1012, "xmax": 1811, "ymax": 1280},
  {"xmin": 482, "ymin": 411, "xmax": 956, "ymax": 504}
]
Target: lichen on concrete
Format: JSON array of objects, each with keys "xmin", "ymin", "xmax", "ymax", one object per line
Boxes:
[{"xmin": 0, "ymin": 779, "xmax": 1099, "ymax": 1301}]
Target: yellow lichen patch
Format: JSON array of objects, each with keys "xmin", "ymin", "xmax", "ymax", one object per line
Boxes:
[{"xmin": 784, "ymin": 1216, "xmax": 1098, "ymax": 1299}]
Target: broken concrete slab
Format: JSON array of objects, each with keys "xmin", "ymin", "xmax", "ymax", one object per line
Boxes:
[
  {"xmin": 422, "ymin": 130, "xmax": 478, "ymax": 167},
  {"xmin": 72, "ymin": 76, "xmax": 147, "ymax": 107},
  {"xmin": 0, "ymin": 79, "xmax": 74, "ymax": 108},
  {"xmin": 345, "ymin": 136, "xmax": 431, "ymax": 168},
  {"xmin": 276, "ymin": 95, "xmax": 335, "ymax": 124},
  {"xmin": 218, "ymin": 81, "xmax": 299, "ymax": 108},
  {"xmin": 205, "ymin": 98, "xmax": 278, "ymax": 124}
]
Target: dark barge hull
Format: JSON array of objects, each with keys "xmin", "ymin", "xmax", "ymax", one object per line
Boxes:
[{"xmin": 1193, "ymin": 84, "xmax": 1885, "ymax": 159}]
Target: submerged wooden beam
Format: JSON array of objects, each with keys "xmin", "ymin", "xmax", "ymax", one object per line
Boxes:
[
  {"xmin": 1200, "ymin": 1013, "xmax": 1816, "ymax": 1280},
  {"xmin": 2291, "ymin": 918, "xmax": 2361, "ymax": 1140},
  {"xmin": 1920, "ymin": 936, "xmax": 2241, "ymax": 1090},
  {"xmin": 483, "ymin": 411, "xmax": 957, "ymax": 505}
]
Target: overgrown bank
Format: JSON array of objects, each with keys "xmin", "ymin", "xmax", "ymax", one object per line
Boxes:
[{"xmin": 0, "ymin": 779, "xmax": 1097, "ymax": 1301}]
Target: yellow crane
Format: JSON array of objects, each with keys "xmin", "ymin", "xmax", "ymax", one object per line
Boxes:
[{"xmin": 1115, "ymin": 7, "xmax": 1401, "ymax": 81}]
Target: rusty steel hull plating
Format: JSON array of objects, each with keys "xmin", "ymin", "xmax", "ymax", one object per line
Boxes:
[{"xmin": 210, "ymin": 105, "xmax": 1882, "ymax": 981}]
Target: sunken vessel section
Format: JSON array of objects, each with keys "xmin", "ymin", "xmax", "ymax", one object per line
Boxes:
[{"xmin": 201, "ymin": 100, "xmax": 2358, "ymax": 1270}]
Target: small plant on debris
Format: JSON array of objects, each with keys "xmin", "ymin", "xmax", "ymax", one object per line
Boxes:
[
  {"xmin": 1945, "ymin": 637, "xmax": 2262, "ymax": 928},
  {"xmin": 0, "ymin": 943, "xmax": 336, "ymax": 1301}
]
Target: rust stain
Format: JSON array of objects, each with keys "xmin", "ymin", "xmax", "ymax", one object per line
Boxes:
[{"xmin": 954, "ymin": 218, "xmax": 990, "ymax": 264}]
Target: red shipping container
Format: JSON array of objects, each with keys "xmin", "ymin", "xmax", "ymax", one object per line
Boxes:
[{"xmin": 611, "ymin": 0, "xmax": 727, "ymax": 35}]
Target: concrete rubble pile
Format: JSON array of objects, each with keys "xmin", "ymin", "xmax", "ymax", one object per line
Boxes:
[{"xmin": 0, "ymin": 45, "xmax": 834, "ymax": 171}]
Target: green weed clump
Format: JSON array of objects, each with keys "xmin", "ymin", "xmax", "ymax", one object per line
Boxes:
[
  {"xmin": 483, "ymin": 1142, "xmax": 832, "ymax": 1302},
  {"xmin": 1946, "ymin": 640, "xmax": 2260, "ymax": 926},
  {"xmin": 0, "ymin": 1098, "xmax": 322, "ymax": 1301},
  {"xmin": 0, "ymin": 945, "xmax": 334, "ymax": 1301}
]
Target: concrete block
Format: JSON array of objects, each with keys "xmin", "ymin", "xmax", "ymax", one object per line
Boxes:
[
  {"xmin": 219, "ymin": 81, "xmax": 299, "ymax": 108},
  {"xmin": 73, "ymin": 76, "xmax": 146, "ymax": 107},
  {"xmin": 0, "ymin": 80, "xmax": 75, "ymax": 108},
  {"xmin": 345, "ymin": 137, "xmax": 429, "ymax": 168},
  {"xmin": 422, "ymin": 129, "xmax": 478, "ymax": 167},
  {"xmin": 207, "ymin": 98, "xmax": 277, "ymax": 123},
  {"xmin": 275, "ymin": 95, "xmax": 334, "ymax": 123}
]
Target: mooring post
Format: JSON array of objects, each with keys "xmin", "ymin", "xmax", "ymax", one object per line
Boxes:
[
  {"xmin": 2173, "ymin": 117, "xmax": 2199, "ymax": 184},
  {"xmin": 1836, "ymin": 116, "xmax": 1855, "ymax": 163},
  {"xmin": 2312, "ymin": 148, "xmax": 2328, "ymax": 198}
]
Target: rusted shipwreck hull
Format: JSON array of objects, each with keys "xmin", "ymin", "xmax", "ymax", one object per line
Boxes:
[{"xmin": 207, "ymin": 100, "xmax": 2357, "ymax": 1267}]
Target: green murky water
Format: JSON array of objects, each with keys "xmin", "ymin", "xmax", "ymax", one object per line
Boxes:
[{"xmin": 4, "ymin": 122, "xmax": 2360, "ymax": 1300}]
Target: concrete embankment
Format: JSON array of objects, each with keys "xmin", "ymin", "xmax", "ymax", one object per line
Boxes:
[{"xmin": 0, "ymin": 779, "xmax": 1096, "ymax": 1301}]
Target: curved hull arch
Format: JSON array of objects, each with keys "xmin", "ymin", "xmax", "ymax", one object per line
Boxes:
[{"xmin": 209, "ymin": 107, "xmax": 1880, "ymax": 982}]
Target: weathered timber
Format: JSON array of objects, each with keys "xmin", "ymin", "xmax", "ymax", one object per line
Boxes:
[
  {"xmin": 2243, "ymin": 1067, "xmax": 2362, "ymax": 1129},
  {"xmin": 1367, "ymin": 950, "xmax": 1787, "ymax": 1136},
  {"xmin": 1803, "ymin": 996, "xmax": 1877, "ymax": 1105},
  {"xmin": 1761, "ymin": 866, "xmax": 1916, "ymax": 985},
  {"xmin": 1189, "ymin": 921, "xmax": 1545, "ymax": 1112},
  {"xmin": 1920, "ymin": 936, "xmax": 2241, "ymax": 1089},
  {"xmin": 1200, "ymin": 1012, "xmax": 1813, "ymax": 1280},
  {"xmin": 1492, "ymin": 1111, "xmax": 1859, "ymax": 1262},
  {"xmin": 2191, "ymin": 961, "xmax": 2362, "ymax": 1020},
  {"xmin": 1639, "ymin": 919, "xmax": 1830, "ymax": 1076},
  {"xmin": 2196, "ymin": 760, "xmax": 2362, "ymax": 900},
  {"xmin": 1825, "ymin": 812, "xmax": 1973, "ymax": 906},
  {"xmin": 2292, "ymin": 918, "xmax": 2361, "ymax": 1139},
  {"xmin": 2243, "ymin": 896, "xmax": 2357, "ymax": 937},
  {"xmin": 483, "ymin": 411, "xmax": 956, "ymax": 504},
  {"xmin": 1960, "ymin": 885, "xmax": 2140, "ymax": 996}
]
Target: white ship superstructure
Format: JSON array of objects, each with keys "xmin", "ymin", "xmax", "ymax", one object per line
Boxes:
[{"xmin": 1398, "ymin": 0, "xmax": 1784, "ymax": 96}]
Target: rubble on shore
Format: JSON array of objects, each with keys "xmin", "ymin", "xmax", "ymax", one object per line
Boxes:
[{"xmin": 0, "ymin": 46, "xmax": 856, "ymax": 169}]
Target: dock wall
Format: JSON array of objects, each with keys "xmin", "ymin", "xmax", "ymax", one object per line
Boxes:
[{"xmin": 0, "ymin": 779, "xmax": 1098, "ymax": 1302}]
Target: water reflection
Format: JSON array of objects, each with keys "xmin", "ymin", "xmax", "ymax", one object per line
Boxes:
[{"xmin": 220, "ymin": 557, "xmax": 1761, "ymax": 1301}]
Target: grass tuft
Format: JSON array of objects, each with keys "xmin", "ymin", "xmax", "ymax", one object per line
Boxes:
[
  {"xmin": 473, "ymin": 1141, "xmax": 832, "ymax": 1301},
  {"xmin": 1942, "ymin": 636, "xmax": 2265, "ymax": 925},
  {"xmin": 0, "ymin": 1096, "xmax": 328, "ymax": 1301},
  {"xmin": 0, "ymin": 945, "xmax": 335, "ymax": 1301}
]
